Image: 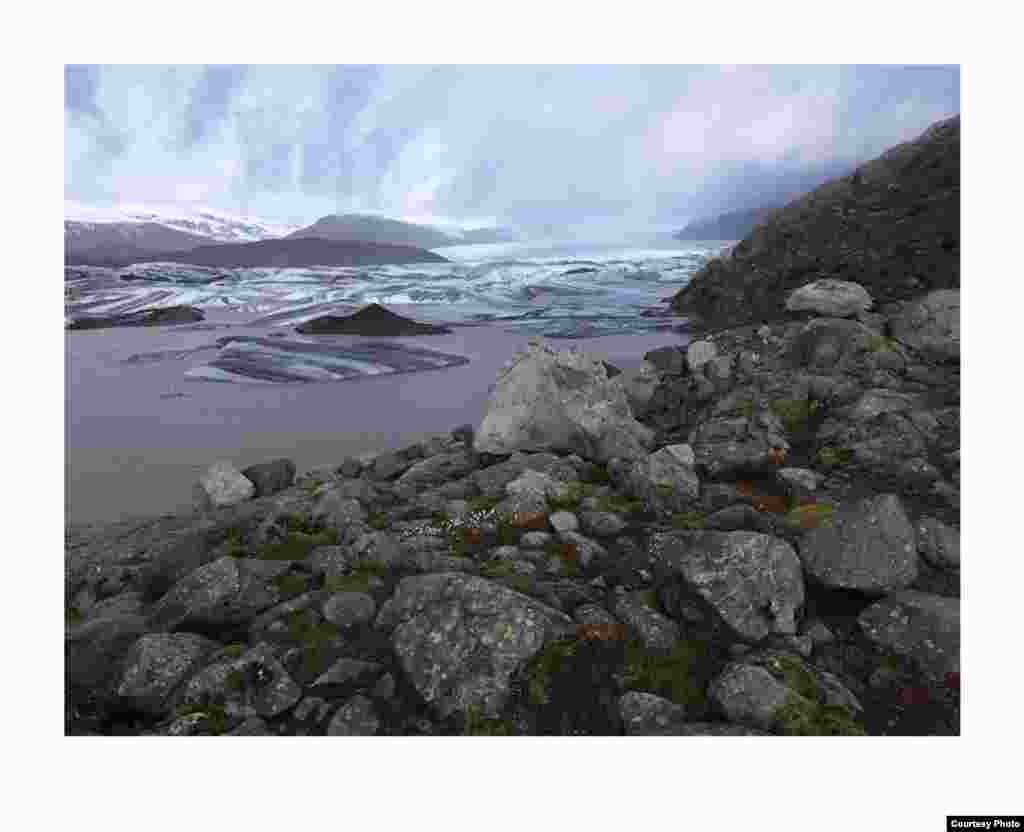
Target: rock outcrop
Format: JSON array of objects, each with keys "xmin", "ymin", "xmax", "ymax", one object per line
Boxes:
[{"xmin": 670, "ymin": 115, "xmax": 959, "ymax": 330}]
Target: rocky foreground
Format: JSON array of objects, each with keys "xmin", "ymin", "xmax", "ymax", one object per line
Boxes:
[{"xmin": 66, "ymin": 278, "xmax": 959, "ymax": 736}]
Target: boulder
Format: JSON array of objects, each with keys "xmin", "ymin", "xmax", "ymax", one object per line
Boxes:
[
  {"xmin": 193, "ymin": 461, "xmax": 255, "ymax": 510},
  {"xmin": 785, "ymin": 279, "xmax": 873, "ymax": 318},
  {"xmin": 648, "ymin": 531, "xmax": 804, "ymax": 641},
  {"xmin": 115, "ymin": 633, "xmax": 217, "ymax": 714},
  {"xmin": 686, "ymin": 340, "xmax": 717, "ymax": 374},
  {"xmin": 797, "ymin": 494, "xmax": 919, "ymax": 593},
  {"xmin": 916, "ymin": 517, "xmax": 960, "ymax": 570},
  {"xmin": 240, "ymin": 458, "xmax": 296, "ymax": 498},
  {"xmin": 889, "ymin": 289, "xmax": 960, "ymax": 362},
  {"xmin": 625, "ymin": 444, "xmax": 700, "ymax": 517},
  {"xmin": 858, "ymin": 591, "xmax": 960, "ymax": 682},
  {"xmin": 473, "ymin": 340, "xmax": 655, "ymax": 463}
]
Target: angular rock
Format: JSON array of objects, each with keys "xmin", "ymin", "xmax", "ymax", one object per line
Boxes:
[
  {"xmin": 648, "ymin": 531, "xmax": 804, "ymax": 641},
  {"xmin": 643, "ymin": 346, "xmax": 685, "ymax": 375},
  {"xmin": 916, "ymin": 517, "xmax": 960, "ymax": 570},
  {"xmin": 785, "ymin": 279, "xmax": 873, "ymax": 318},
  {"xmin": 326, "ymin": 695, "xmax": 381, "ymax": 735},
  {"xmin": 890, "ymin": 290, "xmax": 960, "ymax": 362},
  {"xmin": 797, "ymin": 494, "xmax": 919, "ymax": 593},
  {"xmin": 858, "ymin": 591, "xmax": 960, "ymax": 682},
  {"xmin": 625, "ymin": 444, "xmax": 700, "ymax": 518},
  {"xmin": 240, "ymin": 458, "xmax": 296, "ymax": 498},
  {"xmin": 613, "ymin": 592, "xmax": 680, "ymax": 649},
  {"xmin": 175, "ymin": 643, "xmax": 301, "ymax": 720},
  {"xmin": 548, "ymin": 511, "xmax": 579, "ymax": 534},
  {"xmin": 193, "ymin": 461, "xmax": 255, "ymax": 510},
  {"xmin": 322, "ymin": 592, "xmax": 377, "ymax": 629},
  {"xmin": 474, "ymin": 340, "xmax": 654, "ymax": 463},
  {"xmin": 115, "ymin": 633, "xmax": 216, "ymax": 714},
  {"xmin": 312, "ymin": 492, "xmax": 367, "ymax": 530},
  {"xmin": 397, "ymin": 450, "xmax": 478, "ymax": 490},
  {"xmin": 374, "ymin": 572, "xmax": 575, "ymax": 719}
]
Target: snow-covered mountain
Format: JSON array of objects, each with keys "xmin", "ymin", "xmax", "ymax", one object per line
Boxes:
[{"xmin": 64, "ymin": 202, "xmax": 301, "ymax": 246}]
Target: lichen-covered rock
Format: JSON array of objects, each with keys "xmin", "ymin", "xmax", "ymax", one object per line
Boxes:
[
  {"xmin": 916, "ymin": 517, "xmax": 960, "ymax": 570},
  {"xmin": 311, "ymin": 658, "xmax": 383, "ymax": 688},
  {"xmin": 396, "ymin": 450, "xmax": 478, "ymax": 490},
  {"xmin": 625, "ymin": 444, "xmax": 700, "ymax": 517},
  {"xmin": 322, "ymin": 592, "xmax": 377, "ymax": 629},
  {"xmin": 116, "ymin": 633, "xmax": 217, "ymax": 714},
  {"xmin": 474, "ymin": 340, "xmax": 655, "ymax": 463},
  {"xmin": 327, "ymin": 695, "xmax": 380, "ymax": 735},
  {"xmin": 858, "ymin": 591, "xmax": 960, "ymax": 682},
  {"xmin": 374, "ymin": 572, "xmax": 575, "ymax": 719},
  {"xmin": 690, "ymin": 415, "xmax": 789, "ymax": 479},
  {"xmin": 150, "ymin": 556, "xmax": 290, "ymax": 631},
  {"xmin": 193, "ymin": 461, "xmax": 255, "ymax": 509},
  {"xmin": 890, "ymin": 289, "xmax": 960, "ymax": 362},
  {"xmin": 312, "ymin": 491, "xmax": 367, "ymax": 530},
  {"xmin": 686, "ymin": 340, "xmax": 717, "ymax": 374},
  {"xmin": 785, "ymin": 279, "xmax": 873, "ymax": 318},
  {"xmin": 613, "ymin": 592, "xmax": 680, "ymax": 649},
  {"xmin": 175, "ymin": 643, "xmax": 301, "ymax": 720},
  {"xmin": 797, "ymin": 494, "xmax": 919, "ymax": 593},
  {"xmin": 648, "ymin": 531, "xmax": 804, "ymax": 641}
]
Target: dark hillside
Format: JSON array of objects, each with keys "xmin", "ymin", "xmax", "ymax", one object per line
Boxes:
[{"xmin": 670, "ymin": 115, "xmax": 960, "ymax": 330}]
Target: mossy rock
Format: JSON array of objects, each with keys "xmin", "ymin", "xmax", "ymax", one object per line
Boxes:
[
  {"xmin": 815, "ymin": 446, "xmax": 853, "ymax": 468},
  {"xmin": 255, "ymin": 526, "xmax": 339, "ymax": 561},
  {"xmin": 173, "ymin": 701, "xmax": 230, "ymax": 735},
  {"xmin": 222, "ymin": 642, "xmax": 247, "ymax": 659},
  {"xmin": 271, "ymin": 573, "xmax": 311, "ymax": 597},
  {"xmin": 670, "ymin": 511, "xmax": 705, "ymax": 530},
  {"xmin": 582, "ymin": 463, "xmax": 612, "ymax": 485},
  {"xmin": 522, "ymin": 638, "xmax": 580, "ymax": 706},
  {"xmin": 460, "ymin": 705, "xmax": 513, "ymax": 736},
  {"xmin": 769, "ymin": 693, "xmax": 866, "ymax": 736},
  {"xmin": 366, "ymin": 512, "xmax": 389, "ymax": 530},
  {"xmin": 730, "ymin": 399, "xmax": 755, "ymax": 419},
  {"xmin": 65, "ymin": 607, "xmax": 83, "ymax": 627},
  {"xmin": 783, "ymin": 503, "xmax": 834, "ymax": 530},
  {"xmin": 479, "ymin": 559, "xmax": 516, "ymax": 579},
  {"xmin": 864, "ymin": 335, "xmax": 899, "ymax": 353}
]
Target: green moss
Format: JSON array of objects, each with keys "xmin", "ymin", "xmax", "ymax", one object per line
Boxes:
[
  {"xmin": 593, "ymin": 494, "xmax": 642, "ymax": 515},
  {"xmin": 769, "ymin": 693, "xmax": 866, "ymax": 736},
  {"xmin": 543, "ymin": 541, "xmax": 580, "ymax": 577},
  {"xmin": 504, "ymin": 575, "xmax": 534, "ymax": 595},
  {"xmin": 522, "ymin": 638, "xmax": 580, "ymax": 706},
  {"xmin": 769, "ymin": 398, "xmax": 818, "ymax": 434},
  {"xmin": 670, "ymin": 511, "xmax": 704, "ymax": 530},
  {"xmin": 430, "ymin": 510, "xmax": 450, "ymax": 530},
  {"xmin": 546, "ymin": 482, "xmax": 594, "ymax": 513},
  {"xmin": 815, "ymin": 446, "xmax": 853, "ymax": 468},
  {"xmin": 654, "ymin": 484, "xmax": 675, "ymax": 499},
  {"xmin": 636, "ymin": 589, "xmax": 659, "ymax": 610},
  {"xmin": 321, "ymin": 559, "xmax": 385, "ymax": 595},
  {"xmin": 461, "ymin": 705, "xmax": 513, "ymax": 736},
  {"xmin": 582, "ymin": 463, "xmax": 611, "ymax": 485},
  {"xmin": 271, "ymin": 573, "xmax": 310, "ymax": 597},
  {"xmin": 494, "ymin": 515, "xmax": 519, "ymax": 546},
  {"xmin": 284, "ymin": 610, "xmax": 341, "ymax": 677},
  {"xmin": 783, "ymin": 503, "xmax": 834, "ymax": 530},
  {"xmin": 299, "ymin": 479, "xmax": 322, "ymax": 496},
  {"xmin": 864, "ymin": 334, "xmax": 899, "ymax": 353},
  {"xmin": 174, "ymin": 701, "xmax": 229, "ymax": 735},
  {"xmin": 620, "ymin": 638, "xmax": 713, "ymax": 709},
  {"xmin": 223, "ymin": 668, "xmax": 245, "ymax": 692},
  {"xmin": 254, "ymin": 525, "xmax": 339, "ymax": 561},
  {"xmin": 222, "ymin": 643, "xmax": 247, "ymax": 659},
  {"xmin": 761, "ymin": 653, "xmax": 818, "ymax": 700},
  {"xmin": 730, "ymin": 398, "xmax": 755, "ymax": 419},
  {"xmin": 366, "ymin": 512, "xmax": 388, "ymax": 530},
  {"xmin": 479, "ymin": 559, "xmax": 516, "ymax": 579},
  {"xmin": 65, "ymin": 607, "xmax": 82, "ymax": 627}
]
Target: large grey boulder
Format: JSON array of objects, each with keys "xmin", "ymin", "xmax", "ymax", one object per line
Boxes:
[
  {"xmin": 648, "ymin": 531, "xmax": 804, "ymax": 641},
  {"xmin": 193, "ymin": 461, "xmax": 255, "ymax": 510},
  {"xmin": 115, "ymin": 633, "xmax": 217, "ymax": 714},
  {"xmin": 619, "ymin": 360, "xmax": 660, "ymax": 417},
  {"xmin": 785, "ymin": 279, "xmax": 873, "ymax": 318},
  {"xmin": 625, "ymin": 443, "xmax": 700, "ymax": 518},
  {"xmin": 916, "ymin": 517, "xmax": 960, "ymax": 570},
  {"xmin": 890, "ymin": 289, "xmax": 960, "ymax": 362},
  {"xmin": 474, "ymin": 340, "xmax": 655, "ymax": 463},
  {"xmin": 858, "ymin": 591, "xmax": 960, "ymax": 682},
  {"xmin": 797, "ymin": 494, "xmax": 919, "ymax": 593},
  {"xmin": 374, "ymin": 572, "xmax": 575, "ymax": 719},
  {"xmin": 686, "ymin": 339, "xmax": 718, "ymax": 374}
]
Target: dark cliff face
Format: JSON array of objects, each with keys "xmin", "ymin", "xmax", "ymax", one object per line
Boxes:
[{"xmin": 670, "ymin": 115, "xmax": 960, "ymax": 330}]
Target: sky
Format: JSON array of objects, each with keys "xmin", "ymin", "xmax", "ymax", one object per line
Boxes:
[{"xmin": 64, "ymin": 64, "xmax": 960, "ymax": 232}]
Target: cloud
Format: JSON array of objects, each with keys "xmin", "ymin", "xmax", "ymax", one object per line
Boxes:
[{"xmin": 65, "ymin": 64, "xmax": 960, "ymax": 227}]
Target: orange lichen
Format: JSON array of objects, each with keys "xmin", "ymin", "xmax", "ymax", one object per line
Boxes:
[
  {"xmin": 735, "ymin": 481, "xmax": 754, "ymax": 498},
  {"xmin": 509, "ymin": 512, "xmax": 548, "ymax": 530},
  {"xmin": 575, "ymin": 622, "xmax": 625, "ymax": 642},
  {"xmin": 766, "ymin": 447, "xmax": 787, "ymax": 465},
  {"xmin": 752, "ymin": 495, "xmax": 789, "ymax": 514},
  {"xmin": 460, "ymin": 527, "xmax": 482, "ymax": 545}
]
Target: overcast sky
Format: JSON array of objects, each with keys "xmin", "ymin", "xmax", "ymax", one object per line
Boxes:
[{"xmin": 64, "ymin": 64, "xmax": 959, "ymax": 231}]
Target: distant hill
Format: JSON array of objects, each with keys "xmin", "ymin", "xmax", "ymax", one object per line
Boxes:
[
  {"xmin": 287, "ymin": 214, "xmax": 455, "ymax": 249},
  {"xmin": 65, "ymin": 237, "xmax": 449, "ymax": 269},
  {"xmin": 669, "ymin": 114, "xmax": 960, "ymax": 329},
  {"xmin": 673, "ymin": 207, "xmax": 778, "ymax": 242},
  {"xmin": 64, "ymin": 222, "xmax": 214, "ymax": 263}
]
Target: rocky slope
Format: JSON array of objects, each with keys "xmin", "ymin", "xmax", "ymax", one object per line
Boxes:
[
  {"xmin": 673, "ymin": 206, "xmax": 778, "ymax": 242},
  {"xmin": 287, "ymin": 214, "xmax": 456, "ymax": 249},
  {"xmin": 66, "ymin": 283, "xmax": 959, "ymax": 735},
  {"xmin": 670, "ymin": 115, "xmax": 959, "ymax": 331}
]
